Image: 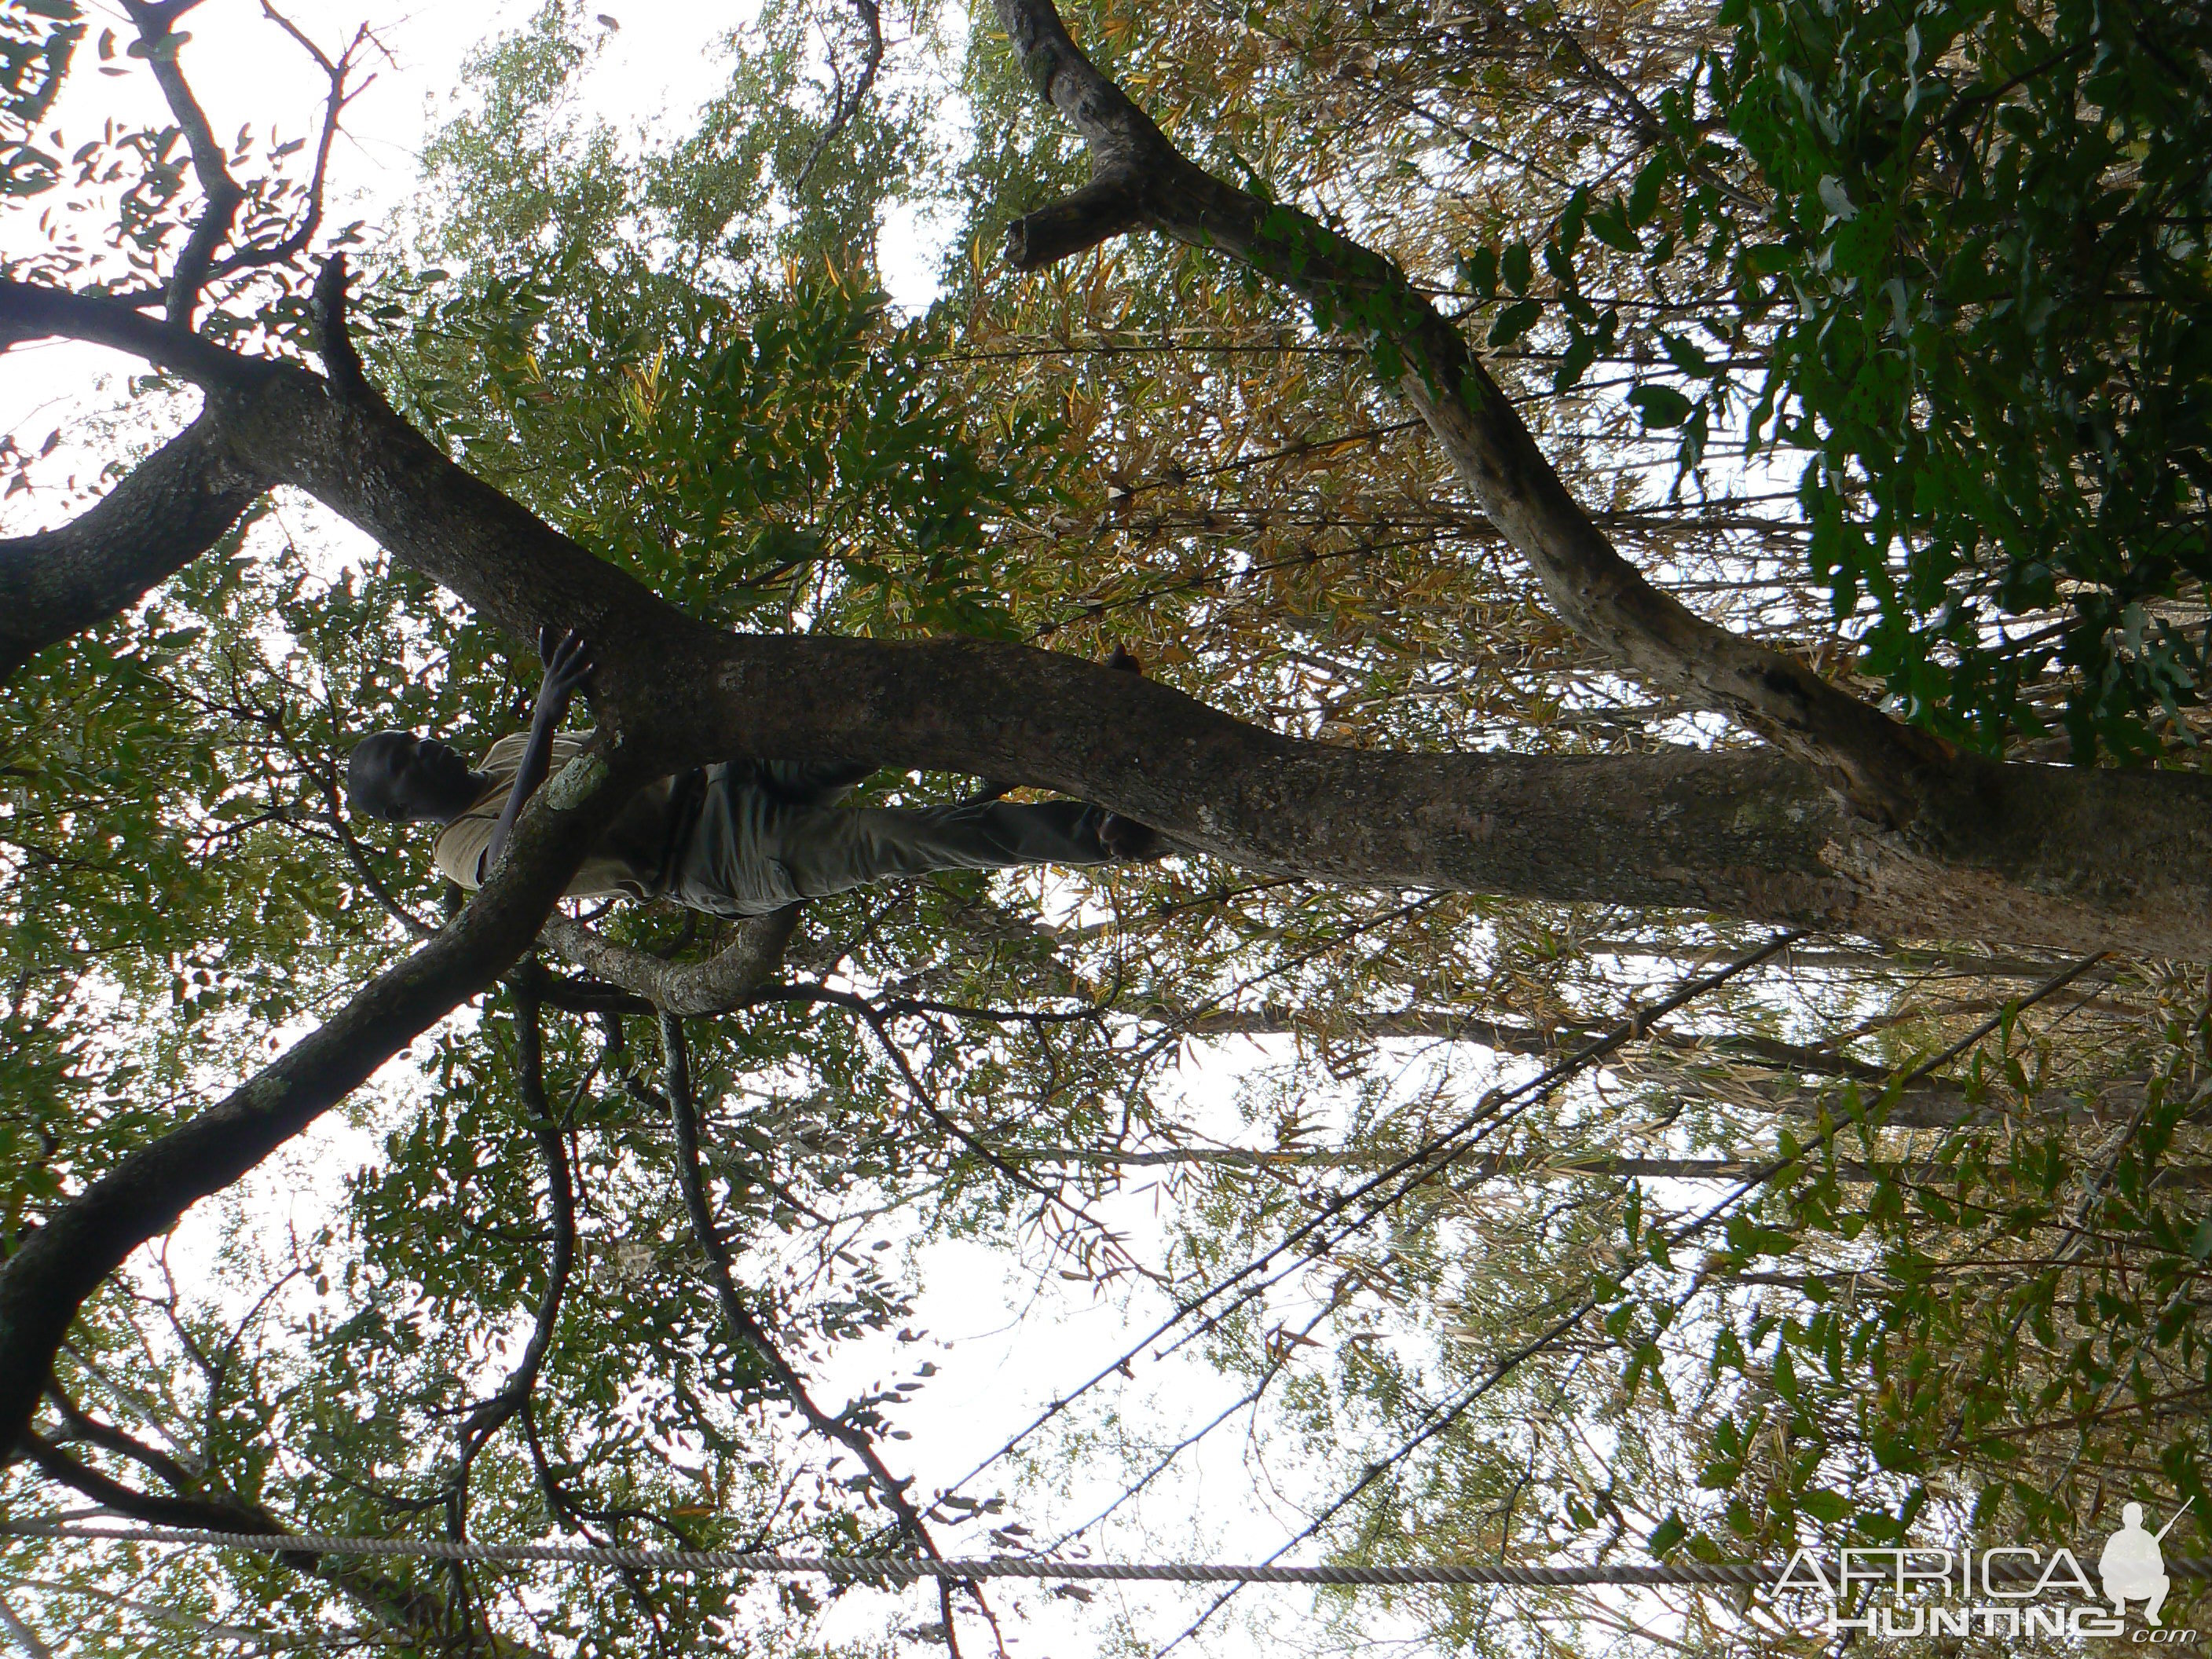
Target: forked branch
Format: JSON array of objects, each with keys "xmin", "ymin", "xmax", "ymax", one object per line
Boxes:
[
  {"xmin": 983, "ymin": 0, "xmax": 1957, "ymax": 827},
  {"xmin": 119, "ymin": 0, "xmax": 238, "ymax": 324},
  {"xmin": 117, "ymin": 0, "xmax": 372, "ymax": 322},
  {"xmin": 207, "ymin": 9, "xmax": 375, "ymax": 283}
]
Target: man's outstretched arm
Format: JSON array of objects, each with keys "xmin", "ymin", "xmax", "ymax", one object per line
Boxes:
[{"xmin": 484, "ymin": 628, "xmax": 595, "ymax": 875}]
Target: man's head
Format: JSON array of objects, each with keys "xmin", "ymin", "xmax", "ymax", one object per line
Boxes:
[
  {"xmin": 2126, "ymin": 1503, "xmax": 2146, "ymax": 1529},
  {"xmin": 346, "ymin": 731, "xmax": 488, "ymax": 825}
]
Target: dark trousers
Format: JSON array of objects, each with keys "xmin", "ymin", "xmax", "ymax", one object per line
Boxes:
[{"xmin": 663, "ymin": 760, "xmax": 1114, "ymax": 917}]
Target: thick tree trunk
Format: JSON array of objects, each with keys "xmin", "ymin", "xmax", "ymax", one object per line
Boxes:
[{"xmin": 184, "ymin": 360, "xmax": 2212, "ymax": 960}]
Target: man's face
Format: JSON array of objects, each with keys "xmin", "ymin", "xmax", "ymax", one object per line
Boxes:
[{"xmin": 349, "ymin": 731, "xmax": 484, "ymax": 823}]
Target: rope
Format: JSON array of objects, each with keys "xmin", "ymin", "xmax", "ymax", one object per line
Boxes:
[{"xmin": 8, "ymin": 1524, "xmax": 2207, "ymax": 1591}]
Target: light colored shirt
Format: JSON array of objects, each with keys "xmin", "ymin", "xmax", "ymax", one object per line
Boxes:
[{"xmin": 432, "ymin": 730, "xmax": 683, "ymax": 899}]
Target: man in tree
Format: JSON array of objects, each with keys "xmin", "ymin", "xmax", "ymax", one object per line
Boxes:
[{"xmin": 346, "ymin": 628, "xmax": 1163, "ymax": 915}]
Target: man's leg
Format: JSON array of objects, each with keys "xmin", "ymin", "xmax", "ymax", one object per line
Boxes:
[
  {"xmin": 2144, "ymin": 1577, "xmax": 2169, "ymax": 1624},
  {"xmin": 770, "ymin": 798, "xmax": 1121, "ymax": 900},
  {"xmin": 662, "ymin": 763, "xmax": 809, "ymax": 915}
]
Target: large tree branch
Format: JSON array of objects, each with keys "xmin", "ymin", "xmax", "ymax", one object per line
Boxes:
[
  {"xmin": 0, "ymin": 749, "xmax": 650, "ymax": 1456},
  {"xmin": 537, "ymin": 910, "xmax": 800, "ymax": 1016},
  {"xmin": 982, "ymin": 0, "xmax": 1957, "ymax": 828},
  {"xmin": 0, "ymin": 280, "xmax": 272, "ymax": 389},
  {"xmin": 19, "ymin": 1431, "xmax": 299, "ymax": 1545},
  {"xmin": 183, "ymin": 343, "xmax": 2212, "ymax": 958},
  {"xmin": 0, "ymin": 412, "xmax": 266, "ymax": 681},
  {"xmin": 9, "ymin": 271, "xmax": 2206, "ymax": 954}
]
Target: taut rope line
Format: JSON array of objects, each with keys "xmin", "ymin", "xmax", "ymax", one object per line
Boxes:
[{"xmin": 7, "ymin": 1523, "xmax": 2208, "ymax": 1591}]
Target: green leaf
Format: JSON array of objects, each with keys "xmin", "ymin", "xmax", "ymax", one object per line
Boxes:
[
  {"xmin": 1487, "ymin": 299, "xmax": 1541, "ymax": 347},
  {"xmin": 1457, "ymin": 246, "xmax": 1499, "ymax": 299},
  {"xmin": 1628, "ymin": 159, "xmax": 1665, "ymax": 227},
  {"xmin": 1627, "ymin": 384, "xmax": 1694, "ymax": 428},
  {"xmin": 1799, "ymin": 1489, "xmax": 1851, "ymax": 1524},
  {"xmin": 1500, "ymin": 242, "xmax": 1532, "ymax": 295},
  {"xmin": 1588, "ymin": 202, "xmax": 1639, "ymax": 253}
]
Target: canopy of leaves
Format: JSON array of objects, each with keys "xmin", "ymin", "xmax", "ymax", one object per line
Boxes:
[{"xmin": 1441, "ymin": 0, "xmax": 2212, "ymax": 757}]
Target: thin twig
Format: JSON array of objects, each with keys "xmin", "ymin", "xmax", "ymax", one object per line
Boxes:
[
  {"xmin": 661, "ymin": 1013, "xmax": 973, "ymax": 1659},
  {"xmin": 793, "ymin": 0, "xmax": 884, "ymax": 189}
]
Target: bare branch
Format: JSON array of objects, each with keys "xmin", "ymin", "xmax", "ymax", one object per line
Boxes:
[
  {"xmin": 43, "ymin": 1388, "xmax": 198, "ymax": 1494},
  {"xmin": 0, "ymin": 280, "xmax": 273, "ymax": 389},
  {"xmin": 537, "ymin": 910, "xmax": 800, "ymax": 1016},
  {"xmin": 0, "ymin": 412, "xmax": 265, "ymax": 681},
  {"xmin": 119, "ymin": 1, "xmax": 243, "ymax": 326},
  {"xmin": 309, "ymin": 255, "xmax": 368, "ymax": 396},
  {"xmin": 201, "ymin": 10, "xmax": 374, "ymax": 282},
  {"xmin": 18, "ymin": 1432, "xmax": 313, "ymax": 1564}
]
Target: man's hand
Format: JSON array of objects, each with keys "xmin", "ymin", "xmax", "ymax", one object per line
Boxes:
[
  {"xmin": 533, "ymin": 626, "xmax": 594, "ymax": 728},
  {"xmin": 485, "ymin": 628, "xmax": 594, "ymax": 877}
]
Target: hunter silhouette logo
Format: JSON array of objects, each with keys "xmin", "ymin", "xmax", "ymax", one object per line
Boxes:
[
  {"xmin": 1773, "ymin": 1492, "xmax": 2200, "ymax": 1639},
  {"xmin": 2103, "ymin": 1500, "xmax": 2191, "ymax": 1626}
]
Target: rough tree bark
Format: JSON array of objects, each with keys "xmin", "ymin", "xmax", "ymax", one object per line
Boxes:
[
  {"xmin": 9, "ymin": 278, "xmax": 2212, "ymax": 955},
  {"xmin": 538, "ymin": 910, "xmax": 800, "ymax": 1017},
  {"xmin": 0, "ymin": 412, "xmax": 264, "ymax": 681}
]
